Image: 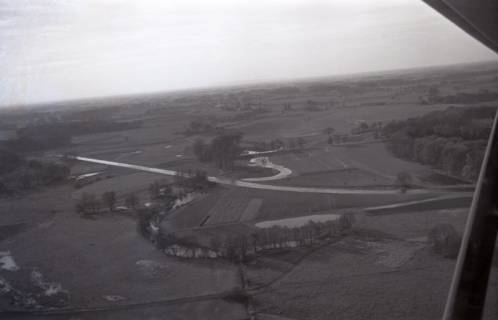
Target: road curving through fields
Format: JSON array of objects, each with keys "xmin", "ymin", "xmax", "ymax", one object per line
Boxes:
[
  {"xmin": 72, "ymin": 156, "xmax": 447, "ymax": 195},
  {"xmin": 242, "ymin": 157, "xmax": 293, "ymax": 182}
]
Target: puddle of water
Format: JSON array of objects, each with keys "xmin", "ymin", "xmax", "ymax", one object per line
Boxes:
[
  {"xmin": 31, "ymin": 269, "xmax": 67, "ymax": 297},
  {"xmin": 255, "ymin": 213, "xmax": 341, "ymax": 228},
  {"xmin": 44, "ymin": 283, "xmax": 64, "ymax": 296},
  {"xmin": 75, "ymin": 172, "xmax": 101, "ymax": 181},
  {"xmin": 0, "ymin": 251, "xmax": 19, "ymax": 271},
  {"xmin": 242, "ymin": 147, "xmax": 283, "ymax": 156},
  {"xmin": 173, "ymin": 193, "xmax": 197, "ymax": 209},
  {"xmin": 103, "ymin": 295, "xmax": 126, "ymax": 302},
  {"xmin": 0, "ymin": 277, "xmax": 12, "ymax": 293}
]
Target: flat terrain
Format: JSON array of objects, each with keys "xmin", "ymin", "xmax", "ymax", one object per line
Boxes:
[
  {"xmin": 252, "ymin": 210, "xmax": 497, "ymax": 320},
  {"xmin": 0, "ymin": 186, "xmax": 240, "ymax": 313},
  {"xmin": 2, "ymin": 62, "xmax": 498, "ymax": 319}
]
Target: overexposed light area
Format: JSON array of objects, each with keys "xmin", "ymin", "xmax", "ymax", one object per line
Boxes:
[{"xmin": 0, "ymin": 0, "xmax": 496, "ymax": 106}]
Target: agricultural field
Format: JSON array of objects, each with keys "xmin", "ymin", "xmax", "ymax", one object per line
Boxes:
[{"xmin": 268, "ymin": 143, "xmax": 432, "ymax": 186}]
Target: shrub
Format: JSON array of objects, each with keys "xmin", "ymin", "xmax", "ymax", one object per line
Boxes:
[
  {"xmin": 124, "ymin": 193, "xmax": 140, "ymax": 209},
  {"xmin": 222, "ymin": 287, "xmax": 250, "ymax": 305},
  {"xmin": 428, "ymin": 224, "xmax": 462, "ymax": 259},
  {"xmin": 75, "ymin": 193, "xmax": 101, "ymax": 216},
  {"xmin": 395, "ymin": 172, "xmax": 413, "ymax": 193}
]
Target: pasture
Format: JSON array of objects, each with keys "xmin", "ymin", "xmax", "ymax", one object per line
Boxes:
[{"xmin": 0, "ymin": 186, "xmax": 240, "ymax": 310}]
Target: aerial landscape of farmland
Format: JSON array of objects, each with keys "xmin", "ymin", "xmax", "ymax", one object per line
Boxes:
[{"xmin": 1, "ymin": 61, "xmax": 498, "ymax": 319}]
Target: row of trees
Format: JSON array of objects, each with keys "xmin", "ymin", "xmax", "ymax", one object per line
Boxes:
[
  {"xmin": 8, "ymin": 120, "xmax": 143, "ymax": 152},
  {"xmin": 383, "ymin": 106, "xmax": 495, "ymax": 181},
  {"xmin": 250, "ymin": 137, "xmax": 306, "ymax": 152},
  {"xmin": 156, "ymin": 213, "xmax": 356, "ymax": 262},
  {"xmin": 424, "ymin": 87, "xmax": 498, "ymax": 105}
]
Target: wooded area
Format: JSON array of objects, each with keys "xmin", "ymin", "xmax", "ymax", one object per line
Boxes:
[{"xmin": 382, "ymin": 106, "xmax": 496, "ymax": 181}]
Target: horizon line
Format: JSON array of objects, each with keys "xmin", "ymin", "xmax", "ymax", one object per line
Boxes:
[{"xmin": 2, "ymin": 59, "xmax": 497, "ymax": 112}]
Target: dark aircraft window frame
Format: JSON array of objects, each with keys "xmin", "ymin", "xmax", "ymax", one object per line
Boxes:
[{"xmin": 421, "ymin": 1, "xmax": 498, "ymax": 319}]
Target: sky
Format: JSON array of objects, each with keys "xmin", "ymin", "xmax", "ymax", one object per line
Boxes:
[{"xmin": 0, "ymin": 0, "xmax": 496, "ymax": 107}]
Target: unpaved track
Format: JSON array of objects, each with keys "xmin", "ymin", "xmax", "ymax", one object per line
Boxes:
[{"xmin": 74, "ymin": 156, "xmax": 440, "ymax": 195}]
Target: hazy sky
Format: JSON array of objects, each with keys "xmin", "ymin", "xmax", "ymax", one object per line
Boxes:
[{"xmin": 0, "ymin": 0, "xmax": 496, "ymax": 107}]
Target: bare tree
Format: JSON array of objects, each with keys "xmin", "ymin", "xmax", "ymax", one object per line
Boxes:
[
  {"xmin": 102, "ymin": 191, "xmax": 117, "ymax": 212},
  {"xmin": 297, "ymin": 137, "xmax": 306, "ymax": 149},
  {"xmin": 75, "ymin": 192, "xmax": 101, "ymax": 216},
  {"xmin": 395, "ymin": 171, "xmax": 413, "ymax": 193},
  {"xmin": 125, "ymin": 193, "xmax": 140, "ymax": 210}
]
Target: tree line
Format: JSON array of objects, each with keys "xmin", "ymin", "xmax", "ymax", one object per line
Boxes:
[
  {"xmin": 6, "ymin": 120, "xmax": 142, "ymax": 152},
  {"xmin": 250, "ymin": 137, "xmax": 306, "ymax": 152},
  {"xmin": 423, "ymin": 87, "xmax": 498, "ymax": 105},
  {"xmin": 184, "ymin": 118, "xmax": 222, "ymax": 135},
  {"xmin": 382, "ymin": 106, "xmax": 496, "ymax": 181},
  {"xmin": 76, "ymin": 170, "xmax": 213, "ymax": 217},
  {"xmin": 154, "ymin": 213, "xmax": 356, "ymax": 262},
  {"xmin": 0, "ymin": 149, "xmax": 69, "ymax": 196}
]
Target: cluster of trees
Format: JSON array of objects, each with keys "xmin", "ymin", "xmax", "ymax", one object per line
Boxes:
[
  {"xmin": 193, "ymin": 132, "xmax": 243, "ymax": 169},
  {"xmin": 139, "ymin": 173, "xmax": 214, "ymax": 235},
  {"xmin": 323, "ymin": 122, "xmax": 383, "ymax": 146},
  {"xmin": 0, "ymin": 149, "xmax": 69, "ymax": 196},
  {"xmin": 148, "ymin": 180, "xmax": 175, "ymax": 202},
  {"xmin": 173, "ymin": 170, "xmax": 214, "ymax": 192},
  {"xmin": 184, "ymin": 119, "xmax": 221, "ymax": 135},
  {"xmin": 12, "ymin": 125, "xmax": 72, "ymax": 151},
  {"xmin": 148, "ymin": 171, "xmax": 212, "ymax": 202},
  {"xmin": 424, "ymin": 87, "xmax": 498, "ymax": 105},
  {"xmin": 75, "ymin": 191, "xmax": 141, "ymax": 216},
  {"xmin": 383, "ymin": 106, "xmax": 496, "ymax": 181},
  {"xmin": 137, "ymin": 206, "xmax": 164, "ymax": 239},
  {"xmin": 156, "ymin": 213, "xmax": 356, "ymax": 262}
]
